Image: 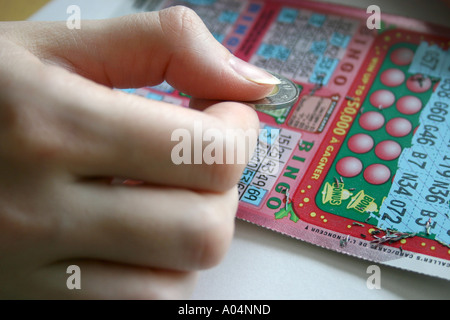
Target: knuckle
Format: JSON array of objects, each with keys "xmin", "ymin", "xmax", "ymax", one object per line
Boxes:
[
  {"xmin": 203, "ymin": 133, "xmax": 257, "ymax": 192},
  {"xmin": 165, "ymin": 5, "xmax": 200, "ymax": 28},
  {"xmin": 5, "ymin": 111, "xmax": 64, "ymax": 165},
  {"xmin": 201, "ymin": 118, "xmax": 259, "ymax": 192},
  {"xmin": 205, "ymin": 162, "xmax": 246, "ymax": 192},
  {"xmin": 159, "ymin": 6, "xmax": 205, "ymax": 41},
  {"xmin": 185, "ymin": 195, "xmax": 236, "ymax": 269},
  {"xmin": 0, "ymin": 67, "xmax": 65, "ymax": 165},
  {"xmin": 0, "ymin": 194, "xmax": 63, "ymax": 251}
]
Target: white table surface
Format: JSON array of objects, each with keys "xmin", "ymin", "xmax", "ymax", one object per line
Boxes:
[{"xmin": 30, "ymin": 0, "xmax": 450, "ymax": 299}]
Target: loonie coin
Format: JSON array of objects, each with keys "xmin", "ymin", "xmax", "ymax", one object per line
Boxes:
[{"xmin": 245, "ymin": 71, "xmax": 300, "ymax": 110}]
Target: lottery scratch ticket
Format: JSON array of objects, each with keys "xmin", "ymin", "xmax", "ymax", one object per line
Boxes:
[{"xmin": 121, "ymin": 0, "xmax": 450, "ymax": 280}]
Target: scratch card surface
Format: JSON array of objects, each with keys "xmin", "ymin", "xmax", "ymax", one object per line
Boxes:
[{"xmin": 121, "ymin": 0, "xmax": 450, "ymax": 280}]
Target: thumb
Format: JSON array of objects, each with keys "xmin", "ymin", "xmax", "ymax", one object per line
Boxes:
[
  {"xmin": 15, "ymin": 6, "xmax": 279, "ymax": 101},
  {"xmin": 157, "ymin": 6, "xmax": 280, "ymax": 101}
]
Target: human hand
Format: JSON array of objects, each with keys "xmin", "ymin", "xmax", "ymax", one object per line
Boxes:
[{"xmin": 0, "ymin": 6, "xmax": 278, "ymax": 299}]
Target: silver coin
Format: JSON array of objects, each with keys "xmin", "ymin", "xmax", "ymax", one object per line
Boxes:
[{"xmin": 245, "ymin": 71, "xmax": 299, "ymax": 110}]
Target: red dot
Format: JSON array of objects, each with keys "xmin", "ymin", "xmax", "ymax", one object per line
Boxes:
[
  {"xmin": 336, "ymin": 157, "xmax": 363, "ymax": 178},
  {"xmin": 370, "ymin": 89, "xmax": 395, "ymax": 109},
  {"xmin": 364, "ymin": 164, "xmax": 391, "ymax": 185},
  {"xmin": 375, "ymin": 140, "xmax": 402, "ymax": 160},
  {"xmin": 433, "ymin": 80, "xmax": 440, "ymax": 92},
  {"xmin": 390, "ymin": 48, "xmax": 414, "ymax": 65},
  {"xmin": 396, "ymin": 95, "xmax": 422, "ymax": 115},
  {"xmin": 406, "ymin": 75, "xmax": 431, "ymax": 93},
  {"xmin": 380, "ymin": 68, "xmax": 405, "ymax": 87},
  {"xmin": 386, "ymin": 117, "xmax": 412, "ymax": 137},
  {"xmin": 348, "ymin": 133, "xmax": 374, "ymax": 153},
  {"xmin": 359, "ymin": 111, "xmax": 385, "ymax": 131}
]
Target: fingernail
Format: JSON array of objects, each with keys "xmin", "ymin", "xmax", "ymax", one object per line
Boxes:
[{"xmin": 229, "ymin": 56, "xmax": 281, "ymax": 85}]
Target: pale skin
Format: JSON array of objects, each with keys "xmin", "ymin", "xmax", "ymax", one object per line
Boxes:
[{"xmin": 0, "ymin": 6, "xmax": 280, "ymax": 299}]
